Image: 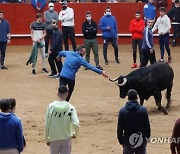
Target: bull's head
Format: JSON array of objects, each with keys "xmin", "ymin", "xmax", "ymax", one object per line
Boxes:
[{"xmin": 109, "ymin": 76, "xmax": 128, "ymax": 98}]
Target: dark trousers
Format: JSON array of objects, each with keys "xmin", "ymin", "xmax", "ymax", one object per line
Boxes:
[
  {"xmin": 123, "ymin": 143, "xmax": 147, "ymax": 154},
  {"xmin": 62, "ymin": 26, "xmax": 77, "ymax": 51},
  {"xmin": 159, "ymin": 33, "xmax": 171, "ymax": 59},
  {"xmin": 103, "ymin": 37, "xmax": 119, "ymax": 61},
  {"xmin": 0, "ymin": 41, "xmax": 7, "ymax": 65},
  {"xmin": 48, "ymin": 52, "xmax": 62, "ymax": 75},
  {"xmin": 141, "ymin": 49, "xmax": 156, "ymax": 67},
  {"xmin": 59, "ymin": 76, "xmax": 75, "ymax": 101},
  {"xmin": 132, "ymin": 39, "xmax": 142, "ymax": 63},
  {"xmin": 45, "ymin": 29, "xmax": 52, "ymax": 54},
  {"xmin": 172, "ymin": 24, "xmax": 180, "ymax": 41}
]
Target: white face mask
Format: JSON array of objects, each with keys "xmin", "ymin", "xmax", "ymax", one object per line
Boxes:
[
  {"xmin": 106, "ymin": 12, "xmax": 112, "ymax": 16},
  {"xmin": 49, "ymin": 7, "xmax": 54, "ymax": 11},
  {"xmin": 86, "ymin": 17, "xmax": 91, "ymax": 21}
]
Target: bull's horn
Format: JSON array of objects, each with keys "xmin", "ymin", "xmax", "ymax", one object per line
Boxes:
[
  {"xmin": 109, "ymin": 76, "xmax": 119, "ymax": 82},
  {"xmin": 117, "ymin": 78, "xmax": 127, "ymax": 86}
]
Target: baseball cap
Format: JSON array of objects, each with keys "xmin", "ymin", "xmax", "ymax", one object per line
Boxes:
[
  {"xmin": 48, "ymin": 2, "xmax": 54, "ymax": 7},
  {"xmin": 61, "ymin": 0, "xmax": 67, "ymax": 5}
]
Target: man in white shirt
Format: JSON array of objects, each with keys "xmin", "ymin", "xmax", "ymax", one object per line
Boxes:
[
  {"xmin": 152, "ymin": 7, "xmax": 172, "ymax": 63},
  {"xmin": 59, "ymin": 0, "xmax": 77, "ymax": 51}
]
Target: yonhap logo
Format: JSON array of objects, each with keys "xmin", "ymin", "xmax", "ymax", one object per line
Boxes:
[{"xmin": 129, "ymin": 132, "xmax": 143, "ymax": 148}]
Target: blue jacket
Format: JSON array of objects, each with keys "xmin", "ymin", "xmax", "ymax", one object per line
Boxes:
[
  {"xmin": 142, "ymin": 26, "xmax": 154, "ymax": 50},
  {"xmin": 117, "ymin": 101, "xmax": 151, "ymax": 145},
  {"xmin": 31, "ymin": 0, "xmax": 46, "ymax": 10},
  {"xmin": 144, "ymin": 2, "xmax": 156, "ymax": 21},
  {"xmin": 58, "ymin": 51, "xmax": 102, "ymax": 80},
  {"xmin": 0, "ymin": 112, "xmax": 24, "ymax": 152},
  {"xmin": 0, "ymin": 19, "xmax": 10, "ymax": 42},
  {"xmin": 99, "ymin": 15, "xmax": 118, "ymax": 38}
]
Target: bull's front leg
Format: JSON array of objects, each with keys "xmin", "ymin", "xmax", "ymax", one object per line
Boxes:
[
  {"xmin": 153, "ymin": 90, "xmax": 168, "ymax": 115},
  {"xmin": 139, "ymin": 96, "xmax": 144, "ymax": 106}
]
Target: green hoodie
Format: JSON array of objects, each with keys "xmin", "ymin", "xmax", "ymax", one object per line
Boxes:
[{"xmin": 45, "ymin": 100, "xmax": 79, "ymax": 143}]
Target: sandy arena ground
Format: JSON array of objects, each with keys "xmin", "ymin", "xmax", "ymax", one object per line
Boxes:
[{"xmin": 0, "ymin": 44, "xmax": 179, "ymax": 154}]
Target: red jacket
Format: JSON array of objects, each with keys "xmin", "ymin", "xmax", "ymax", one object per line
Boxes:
[{"xmin": 129, "ymin": 19, "xmax": 145, "ymax": 39}]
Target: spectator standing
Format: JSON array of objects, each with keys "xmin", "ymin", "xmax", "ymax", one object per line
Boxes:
[
  {"xmin": 144, "ymin": 0, "xmax": 156, "ymax": 22},
  {"xmin": 170, "ymin": 118, "xmax": 180, "ymax": 154},
  {"xmin": 92, "ymin": 0, "xmax": 107, "ymax": 2},
  {"xmin": 0, "ymin": 99, "xmax": 24, "ymax": 154},
  {"xmin": 99, "ymin": 6, "xmax": 120, "ymax": 65},
  {"xmin": 59, "ymin": 0, "xmax": 77, "ymax": 51},
  {"xmin": 30, "ymin": 13, "xmax": 48, "ymax": 74},
  {"xmin": 129, "ymin": 11, "xmax": 145, "ymax": 68},
  {"xmin": 48, "ymin": 20, "xmax": 63, "ymax": 78},
  {"xmin": 82, "ymin": 11, "xmax": 103, "ymax": 70},
  {"xmin": 0, "ymin": 11, "xmax": 10, "ymax": 70},
  {"xmin": 56, "ymin": 45, "xmax": 108, "ymax": 101},
  {"xmin": 168, "ymin": 0, "xmax": 180, "ymax": 47},
  {"xmin": 9, "ymin": 98, "xmax": 26, "ymax": 148},
  {"xmin": 45, "ymin": 85, "xmax": 80, "ymax": 154},
  {"xmin": 141, "ymin": 19, "xmax": 156, "ymax": 67},
  {"xmin": 31, "ymin": 0, "xmax": 46, "ymax": 11},
  {"xmin": 44, "ymin": 2, "xmax": 59, "ymax": 57},
  {"xmin": 117, "ymin": 89, "xmax": 151, "ymax": 154},
  {"xmin": 152, "ymin": 7, "xmax": 172, "ymax": 63},
  {"xmin": 136, "ymin": 0, "xmax": 148, "ymax": 3}
]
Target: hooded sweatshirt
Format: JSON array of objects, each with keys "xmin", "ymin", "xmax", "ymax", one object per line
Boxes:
[
  {"xmin": 99, "ymin": 14, "xmax": 118, "ymax": 38},
  {"xmin": 0, "ymin": 112, "xmax": 24, "ymax": 152},
  {"xmin": 45, "ymin": 100, "xmax": 80, "ymax": 143},
  {"xmin": 117, "ymin": 101, "xmax": 151, "ymax": 145}
]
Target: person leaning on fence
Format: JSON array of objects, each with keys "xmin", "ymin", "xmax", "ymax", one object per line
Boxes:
[
  {"xmin": 117, "ymin": 89, "xmax": 151, "ymax": 154},
  {"xmin": 45, "ymin": 85, "xmax": 80, "ymax": 154}
]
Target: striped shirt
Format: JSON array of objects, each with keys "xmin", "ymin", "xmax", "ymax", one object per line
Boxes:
[{"xmin": 30, "ymin": 21, "xmax": 46, "ymax": 41}]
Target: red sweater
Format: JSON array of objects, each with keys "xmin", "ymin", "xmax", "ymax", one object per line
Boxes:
[
  {"xmin": 170, "ymin": 118, "xmax": 180, "ymax": 154},
  {"xmin": 129, "ymin": 19, "xmax": 145, "ymax": 39}
]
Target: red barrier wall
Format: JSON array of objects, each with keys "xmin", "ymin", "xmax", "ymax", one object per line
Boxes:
[{"xmin": 0, "ymin": 3, "xmax": 171, "ymax": 45}]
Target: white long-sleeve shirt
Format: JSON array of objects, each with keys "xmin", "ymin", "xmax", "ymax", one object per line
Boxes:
[
  {"xmin": 59, "ymin": 7, "xmax": 74, "ymax": 27},
  {"xmin": 152, "ymin": 14, "xmax": 171, "ymax": 35}
]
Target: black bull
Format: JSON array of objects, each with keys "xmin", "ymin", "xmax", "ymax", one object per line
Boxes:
[{"xmin": 109, "ymin": 62, "xmax": 174, "ymax": 115}]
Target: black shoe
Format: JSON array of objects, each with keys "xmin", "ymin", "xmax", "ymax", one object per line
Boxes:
[
  {"xmin": 115, "ymin": 58, "xmax": 120, "ymax": 64},
  {"xmin": 105, "ymin": 60, "xmax": 109, "ymax": 65},
  {"xmin": 42, "ymin": 68, "xmax": 48, "ymax": 73},
  {"xmin": 96, "ymin": 65, "xmax": 103, "ymax": 70},
  {"xmin": 48, "ymin": 73, "xmax": 57, "ymax": 78},
  {"xmin": 1, "ymin": 65, "xmax": 8, "ymax": 69},
  {"xmin": 32, "ymin": 69, "xmax": 36, "ymax": 74}
]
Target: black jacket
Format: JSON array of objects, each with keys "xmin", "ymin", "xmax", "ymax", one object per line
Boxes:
[
  {"xmin": 50, "ymin": 28, "xmax": 63, "ymax": 53},
  {"xmin": 168, "ymin": 5, "xmax": 180, "ymax": 23},
  {"xmin": 82, "ymin": 20, "xmax": 98, "ymax": 39},
  {"xmin": 117, "ymin": 100, "xmax": 151, "ymax": 145}
]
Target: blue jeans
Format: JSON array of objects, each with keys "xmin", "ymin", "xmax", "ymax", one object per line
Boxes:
[
  {"xmin": 159, "ymin": 33, "xmax": 171, "ymax": 59},
  {"xmin": 103, "ymin": 37, "xmax": 119, "ymax": 61}
]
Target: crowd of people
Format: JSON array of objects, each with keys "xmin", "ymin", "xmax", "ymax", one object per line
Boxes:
[{"xmin": 0, "ymin": 0, "xmax": 180, "ymax": 154}]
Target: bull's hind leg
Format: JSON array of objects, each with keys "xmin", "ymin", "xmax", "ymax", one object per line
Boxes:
[
  {"xmin": 166, "ymin": 81, "xmax": 173, "ymax": 109},
  {"xmin": 154, "ymin": 90, "xmax": 168, "ymax": 115}
]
